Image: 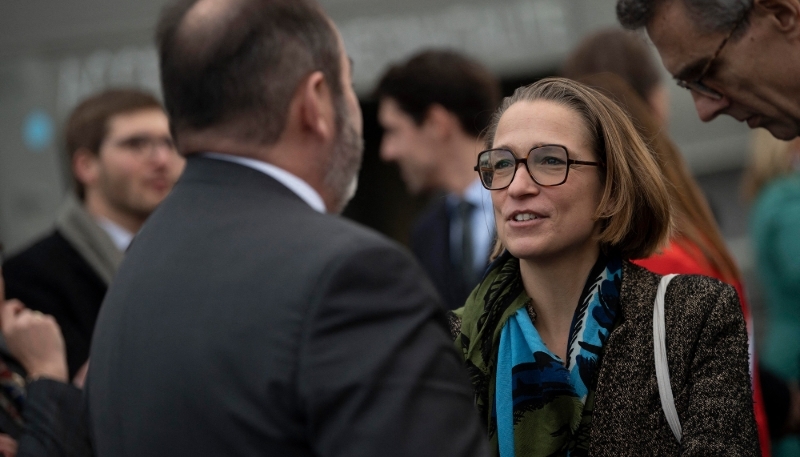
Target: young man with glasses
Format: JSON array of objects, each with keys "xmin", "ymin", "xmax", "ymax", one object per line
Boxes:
[
  {"xmin": 617, "ymin": 0, "xmax": 800, "ymax": 140},
  {"xmin": 2, "ymin": 89, "xmax": 185, "ymax": 382}
]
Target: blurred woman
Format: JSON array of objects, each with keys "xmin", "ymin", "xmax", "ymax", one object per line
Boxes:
[
  {"xmin": 451, "ymin": 78, "xmax": 758, "ymax": 455},
  {"xmin": 744, "ymin": 131, "xmax": 800, "ymax": 455}
]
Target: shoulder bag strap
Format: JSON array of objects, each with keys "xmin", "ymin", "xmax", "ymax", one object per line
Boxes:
[{"xmin": 653, "ymin": 273, "xmax": 681, "ymax": 442}]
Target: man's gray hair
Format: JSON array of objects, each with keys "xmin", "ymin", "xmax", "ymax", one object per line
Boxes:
[
  {"xmin": 156, "ymin": 0, "xmax": 343, "ymax": 145},
  {"xmin": 617, "ymin": 0, "xmax": 751, "ymax": 34}
]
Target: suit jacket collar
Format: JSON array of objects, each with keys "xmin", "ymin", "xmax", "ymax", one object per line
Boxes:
[
  {"xmin": 54, "ymin": 194, "xmax": 123, "ymax": 285},
  {"xmin": 201, "ymin": 152, "xmax": 326, "ymax": 213}
]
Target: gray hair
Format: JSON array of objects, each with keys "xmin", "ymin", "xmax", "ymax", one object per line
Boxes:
[
  {"xmin": 616, "ymin": 0, "xmax": 751, "ymax": 35},
  {"xmin": 156, "ymin": 0, "xmax": 343, "ymax": 145}
]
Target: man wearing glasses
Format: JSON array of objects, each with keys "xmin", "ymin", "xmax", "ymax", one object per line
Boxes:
[
  {"xmin": 2, "ymin": 89, "xmax": 185, "ymax": 383},
  {"xmin": 617, "ymin": 1, "xmax": 800, "ymax": 455},
  {"xmin": 616, "ymin": 0, "xmax": 800, "ymax": 140}
]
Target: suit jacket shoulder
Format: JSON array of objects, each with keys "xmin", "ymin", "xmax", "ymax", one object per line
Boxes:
[{"xmin": 590, "ymin": 262, "xmax": 758, "ymax": 455}]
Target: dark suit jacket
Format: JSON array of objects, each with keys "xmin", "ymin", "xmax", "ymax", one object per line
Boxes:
[
  {"xmin": 410, "ymin": 198, "xmax": 488, "ymax": 311},
  {"xmin": 18, "ymin": 379, "xmax": 91, "ymax": 457},
  {"xmin": 87, "ymin": 156, "xmax": 488, "ymax": 457},
  {"xmin": 3, "ymin": 232, "xmax": 107, "ymax": 378},
  {"xmin": 0, "ymin": 346, "xmax": 90, "ymax": 456}
]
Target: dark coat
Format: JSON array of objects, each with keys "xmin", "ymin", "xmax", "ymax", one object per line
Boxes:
[
  {"xmin": 410, "ymin": 198, "xmax": 486, "ymax": 311},
  {"xmin": 3, "ymin": 231, "xmax": 107, "ymax": 378},
  {"xmin": 0, "ymin": 346, "xmax": 90, "ymax": 456},
  {"xmin": 87, "ymin": 156, "xmax": 488, "ymax": 457},
  {"xmin": 589, "ymin": 262, "xmax": 758, "ymax": 455},
  {"xmin": 18, "ymin": 379, "xmax": 91, "ymax": 456}
]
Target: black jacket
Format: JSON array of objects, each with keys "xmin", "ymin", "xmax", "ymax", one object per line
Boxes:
[
  {"xmin": 87, "ymin": 156, "xmax": 488, "ymax": 457},
  {"xmin": 3, "ymin": 232, "xmax": 108, "ymax": 378}
]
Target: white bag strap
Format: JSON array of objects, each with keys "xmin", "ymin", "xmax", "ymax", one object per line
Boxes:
[{"xmin": 653, "ymin": 273, "xmax": 681, "ymax": 442}]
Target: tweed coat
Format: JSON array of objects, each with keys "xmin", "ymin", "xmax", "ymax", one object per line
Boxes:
[{"xmin": 452, "ymin": 261, "xmax": 759, "ymax": 456}]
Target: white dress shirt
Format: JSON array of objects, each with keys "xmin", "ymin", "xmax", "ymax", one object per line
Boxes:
[
  {"xmin": 96, "ymin": 217, "xmax": 134, "ymax": 252},
  {"xmin": 202, "ymin": 152, "xmax": 326, "ymax": 213}
]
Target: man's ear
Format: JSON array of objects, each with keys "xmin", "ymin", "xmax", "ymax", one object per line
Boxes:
[
  {"xmin": 422, "ymin": 104, "xmax": 459, "ymax": 140},
  {"xmin": 297, "ymin": 71, "xmax": 336, "ymax": 142},
  {"xmin": 755, "ymin": 0, "xmax": 800, "ymax": 36},
  {"xmin": 72, "ymin": 147, "xmax": 100, "ymax": 188}
]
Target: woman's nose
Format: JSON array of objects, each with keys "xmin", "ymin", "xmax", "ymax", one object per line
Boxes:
[{"xmin": 506, "ymin": 163, "xmax": 540, "ymax": 197}]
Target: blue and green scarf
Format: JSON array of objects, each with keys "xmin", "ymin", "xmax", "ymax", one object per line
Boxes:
[{"xmin": 454, "ymin": 252, "xmax": 622, "ymax": 456}]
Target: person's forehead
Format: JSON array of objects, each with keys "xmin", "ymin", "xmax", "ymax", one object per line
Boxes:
[
  {"xmin": 495, "ymin": 100, "xmax": 591, "ymax": 150},
  {"xmin": 646, "ymin": 0, "xmax": 722, "ymax": 77},
  {"xmin": 378, "ymin": 98, "xmax": 414, "ymax": 125},
  {"xmin": 106, "ymin": 108, "xmax": 169, "ymax": 136}
]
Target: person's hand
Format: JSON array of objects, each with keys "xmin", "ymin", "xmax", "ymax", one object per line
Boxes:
[
  {"xmin": 73, "ymin": 359, "xmax": 89, "ymax": 389},
  {"xmin": 0, "ymin": 433, "xmax": 17, "ymax": 457},
  {"xmin": 0, "ymin": 301, "xmax": 67, "ymax": 383}
]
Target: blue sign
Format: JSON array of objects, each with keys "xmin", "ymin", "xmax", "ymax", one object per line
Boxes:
[{"xmin": 23, "ymin": 110, "xmax": 55, "ymax": 152}]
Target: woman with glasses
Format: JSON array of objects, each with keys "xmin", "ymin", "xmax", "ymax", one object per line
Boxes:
[{"xmin": 450, "ymin": 78, "xmax": 759, "ymax": 455}]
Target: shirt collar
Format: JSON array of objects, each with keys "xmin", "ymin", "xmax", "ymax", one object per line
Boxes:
[
  {"xmin": 95, "ymin": 217, "xmax": 134, "ymax": 252},
  {"xmin": 201, "ymin": 152, "xmax": 326, "ymax": 213},
  {"xmin": 462, "ymin": 178, "xmax": 488, "ymax": 207}
]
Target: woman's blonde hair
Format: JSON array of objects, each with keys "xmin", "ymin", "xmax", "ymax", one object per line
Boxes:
[{"xmin": 486, "ymin": 77, "xmax": 672, "ymax": 260}]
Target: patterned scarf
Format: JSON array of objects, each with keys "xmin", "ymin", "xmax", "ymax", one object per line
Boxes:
[
  {"xmin": 0, "ymin": 359, "xmax": 25, "ymax": 428},
  {"xmin": 454, "ymin": 252, "xmax": 622, "ymax": 456}
]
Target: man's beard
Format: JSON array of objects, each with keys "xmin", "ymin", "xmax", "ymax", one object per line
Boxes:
[{"xmin": 325, "ymin": 98, "xmax": 364, "ymax": 214}]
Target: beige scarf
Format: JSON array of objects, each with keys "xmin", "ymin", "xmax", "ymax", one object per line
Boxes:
[{"xmin": 55, "ymin": 195, "xmax": 123, "ymax": 285}]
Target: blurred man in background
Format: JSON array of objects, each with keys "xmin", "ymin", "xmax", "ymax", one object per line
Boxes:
[
  {"xmin": 2, "ymin": 89, "xmax": 185, "ymax": 380},
  {"xmin": 375, "ymin": 50, "xmax": 501, "ymax": 310},
  {"xmin": 616, "ymin": 0, "xmax": 800, "ymax": 140},
  {"xmin": 87, "ymin": 1, "xmax": 487, "ymax": 456}
]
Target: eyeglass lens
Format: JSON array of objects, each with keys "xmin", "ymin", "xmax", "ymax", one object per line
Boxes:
[
  {"xmin": 477, "ymin": 146, "xmax": 569, "ymax": 189},
  {"xmin": 677, "ymin": 80, "xmax": 723, "ymax": 101},
  {"xmin": 116, "ymin": 135, "xmax": 176, "ymax": 155}
]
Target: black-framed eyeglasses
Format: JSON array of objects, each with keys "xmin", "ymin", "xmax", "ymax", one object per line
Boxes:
[
  {"xmin": 675, "ymin": 10, "xmax": 749, "ymax": 100},
  {"xmin": 474, "ymin": 145, "xmax": 601, "ymax": 190},
  {"xmin": 113, "ymin": 135, "xmax": 177, "ymax": 157}
]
